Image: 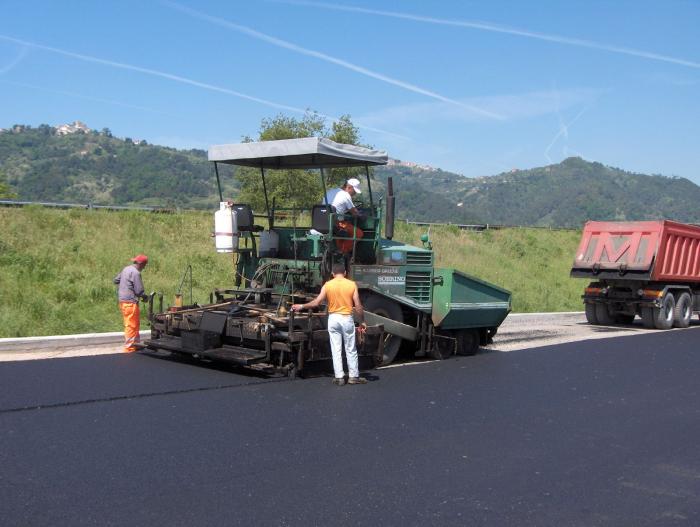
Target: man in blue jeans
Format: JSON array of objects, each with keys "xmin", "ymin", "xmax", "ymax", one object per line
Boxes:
[{"xmin": 292, "ymin": 263, "xmax": 368, "ymax": 385}]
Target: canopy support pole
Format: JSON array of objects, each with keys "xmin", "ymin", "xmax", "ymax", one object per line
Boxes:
[
  {"xmin": 365, "ymin": 164, "xmax": 374, "ymax": 208},
  {"xmin": 320, "ymin": 167, "xmax": 329, "ymax": 205},
  {"xmin": 260, "ymin": 162, "xmax": 271, "ymax": 220},
  {"xmin": 214, "ymin": 162, "xmax": 223, "ymax": 202}
]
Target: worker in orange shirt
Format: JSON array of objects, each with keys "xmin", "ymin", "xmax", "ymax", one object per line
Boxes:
[
  {"xmin": 113, "ymin": 254, "xmax": 149, "ymax": 352},
  {"xmin": 292, "ymin": 262, "xmax": 368, "ymax": 385}
]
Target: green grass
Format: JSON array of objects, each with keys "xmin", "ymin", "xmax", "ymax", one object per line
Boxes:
[
  {"xmin": 0, "ymin": 208, "xmax": 585, "ymax": 338},
  {"xmin": 393, "ymin": 222, "xmax": 583, "ymax": 313}
]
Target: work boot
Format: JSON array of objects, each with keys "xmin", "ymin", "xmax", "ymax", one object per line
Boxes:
[
  {"xmin": 332, "ymin": 377, "xmax": 346, "ymax": 386},
  {"xmin": 347, "ymin": 376, "xmax": 367, "ymax": 385}
]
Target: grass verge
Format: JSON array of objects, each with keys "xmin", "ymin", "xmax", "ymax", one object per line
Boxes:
[{"xmin": 0, "ymin": 208, "xmax": 584, "ymax": 337}]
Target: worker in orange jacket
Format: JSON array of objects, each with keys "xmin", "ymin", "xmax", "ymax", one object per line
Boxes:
[{"xmin": 113, "ymin": 254, "xmax": 149, "ymax": 352}]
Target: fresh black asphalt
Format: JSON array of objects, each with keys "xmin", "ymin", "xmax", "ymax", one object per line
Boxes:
[{"xmin": 1, "ymin": 328, "xmax": 700, "ymax": 526}]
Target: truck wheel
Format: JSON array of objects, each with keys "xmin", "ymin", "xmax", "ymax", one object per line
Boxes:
[
  {"xmin": 362, "ymin": 294, "xmax": 403, "ymax": 365},
  {"xmin": 673, "ymin": 292, "xmax": 692, "ymax": 328},
  {"xmin": 456, "ymin": 329, "xmax": 480, "ymax": 356},
  {"xmin": 584, "ymin": 303, "xmax": 599, "ymax": 325},
  {"xmin": 653, "ymin": 293, "xmax": 675, "ymax": 330},
  {"xmin": 595, "ymin": 303, "xmax": 614, "ymax": 325}
]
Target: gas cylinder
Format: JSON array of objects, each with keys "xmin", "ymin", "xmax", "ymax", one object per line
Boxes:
[{"xmin": 214, "ymin": 201, "xmax": 239, "ymax": 252}]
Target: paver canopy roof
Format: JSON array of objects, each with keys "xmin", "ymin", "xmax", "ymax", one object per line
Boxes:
[{"xmin": 208, "ymin": 137, "xmax": 388, "ymax": 169}]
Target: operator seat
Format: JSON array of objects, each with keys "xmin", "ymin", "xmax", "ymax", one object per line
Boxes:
[
  {"xmin": 233, "ymin": 204, "xmax": 263, "ymax": 232},
  {"xmin": 311, "ymin": 204, "xmax": 336, "ymax": 235}
]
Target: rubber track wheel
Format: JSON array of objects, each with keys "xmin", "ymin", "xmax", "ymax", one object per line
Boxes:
[
  {"xmin": 595, "ymin": 303, "xmax": 614, "ymax": 325},
  {"xmin": 429, "ymin": 330, "xmax": 455, "ymax": 360},
  {"xmin": 362, "ymin": 294, "xmax": 403, "ymax": 365},
  {"xmin": 585, "ymin": 303, "xmax": 599, "ymax": 325},
  {"xmin": 673, "ymin": 292, "xmax": 692, "ymax": 328},
  {"xmin": 456, "ymin": 329, "xmax": 480, "ymax": 356}
]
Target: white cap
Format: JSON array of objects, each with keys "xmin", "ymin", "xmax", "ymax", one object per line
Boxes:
[{"xmin": 347, "ymin": 177, "xmax": 362, "ymax": 194}]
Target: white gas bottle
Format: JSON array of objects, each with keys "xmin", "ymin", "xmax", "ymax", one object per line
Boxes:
[{"xmin": 214, "ymin": 202, "xmax": 239, "ymax": 253}]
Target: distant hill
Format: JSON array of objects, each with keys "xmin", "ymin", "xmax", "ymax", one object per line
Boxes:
[
  {"xmin": 374, "ymin": 157, "xmax": 700, "ymax": 227},
  {"xmin": 2, "ymin": 124, "xmax": 699, "ymax": 227},
  {"xmin": 0, "ymin": 124, "xmax": 235, "ymax": 209}
]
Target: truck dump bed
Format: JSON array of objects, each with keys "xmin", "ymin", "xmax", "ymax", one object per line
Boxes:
[{"xmin": 571, "ymin": 220, "xmax": 700, "ymax": 283}]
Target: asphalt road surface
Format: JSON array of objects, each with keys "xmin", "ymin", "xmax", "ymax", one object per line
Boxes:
[{"xmin": 2, "ymin": 328, "xmax": 700, "ymax": 526}]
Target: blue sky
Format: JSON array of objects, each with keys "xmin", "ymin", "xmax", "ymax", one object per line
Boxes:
[{"xmin": 1, "ymin": 0, "xmax": 698, "ymax": 181}]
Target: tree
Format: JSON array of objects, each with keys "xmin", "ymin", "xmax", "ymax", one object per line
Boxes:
[
  {"xmin": 257, "ymin": 112, "xmax": 325, "ymax": 141},
  {"xmin": 326, "ymin": 114, "xmax": 368, "ymax": 190},
  {"xmin": 237, "ymin": 112, "xmax": 366, "ymax": 212},
  {"xmin": 0, "ymin": 170, "xmax": 17, "ymax": 199}
]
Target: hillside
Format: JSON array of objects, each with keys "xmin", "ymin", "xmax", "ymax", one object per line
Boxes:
[
  {"xmin": 374, "ymin": 158, "xmax": 700, "ymax": 226},
  {"xmin": 0, "ymin": 124, "xmax": 237, "ymax": 209},
  {"xmin": 2, "ymin": 124, "xmax": 699, "ymax": 226}
]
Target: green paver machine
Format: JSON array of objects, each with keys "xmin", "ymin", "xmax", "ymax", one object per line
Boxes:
[{"xmin": 144, "ymin": 138, "xmax": 511, "ymax": 376}]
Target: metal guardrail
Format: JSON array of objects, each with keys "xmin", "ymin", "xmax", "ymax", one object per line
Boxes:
[
  {"xmin": 0, "ymin": 200, "xmax": 578, "ymax": 230},
  {"xmin": 0, "ymin": 199, "xmax": 175, "ymax": 213},
  {"xmin": 401, "ymin": 220, "xmax": 578, "ymax": 232}
]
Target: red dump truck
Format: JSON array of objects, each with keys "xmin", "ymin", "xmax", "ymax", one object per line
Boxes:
[{"xmin": 570, "ymin": 220, "xmax": 700, "ymax": 329}]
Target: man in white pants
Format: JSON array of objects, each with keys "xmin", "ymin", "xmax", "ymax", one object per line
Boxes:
[{"xmin": 292, "ymin": 263, "xmax": 368, "ymax": 385}]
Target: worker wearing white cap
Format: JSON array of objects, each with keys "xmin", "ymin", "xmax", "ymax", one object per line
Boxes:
[{"xmin": 330, "ymin": 178, "xmax": 364, "ymax": 254}]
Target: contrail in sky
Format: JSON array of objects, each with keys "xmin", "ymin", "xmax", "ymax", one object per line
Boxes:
[
  {"xmin": 0, "ymin": 34, "xmax": 406, "ymax": 139},
  {"xmin": 0, "ymin": 79, "xmax": 173, "ymax": 115},
  {"xmin": 0, "ymin": 45, "xmax": 28, "ymax": 74},
  {"xmin": 544, "ymin": 105, "xmax": 590, "ymax": 164},
  {"xmin": 281, "ymin": 0, "xmax": 700, "ymax": 70},
  {"xmin": 162, "ymin": 1, "xmax": 504, "ymax": 120}
]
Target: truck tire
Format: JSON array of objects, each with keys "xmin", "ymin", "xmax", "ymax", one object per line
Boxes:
[
  {"xmin": 456, "ymin": 329, "xmax": 480, "ymax": 356},
  {"xmin": 673, "ymin": 292, "xmax": 692, "ymax": 328},
  {"xmin": 652, "ymin": 293, "xmax": 675, "ymax": 330},
  {"xmin": 595, "ymin": 303, "xmax": 614, "ymax": 325},
  {"xmin": 362, "ymin": 294, "xmax": 403, "ymax": 365},
  {"xmin": 585, "ymin": 303, "xmax": 599, "ymax": 325}
]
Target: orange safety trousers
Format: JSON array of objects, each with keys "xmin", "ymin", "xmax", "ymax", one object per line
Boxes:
[
  {"xmin": 119, "ymin": 301, "xmax": 141, "ymax": 352},
  {"xmin": 335, "ymin": 220, "xmax": 363, "ymax": 254}
]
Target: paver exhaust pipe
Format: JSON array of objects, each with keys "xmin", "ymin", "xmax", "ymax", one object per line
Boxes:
[{"xmin": 385, "ymin": 176, "xmax": 395, "ymax": 240}]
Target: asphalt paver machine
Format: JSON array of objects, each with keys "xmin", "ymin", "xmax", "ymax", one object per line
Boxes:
[{"xmin": 145, "ymin": 138, "xmax": 511, "ymax": 377}]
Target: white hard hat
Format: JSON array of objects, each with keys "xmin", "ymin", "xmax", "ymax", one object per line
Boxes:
[{"xmin": 347, "ymin": 177, "xmax": 362, "ymax": 194}]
